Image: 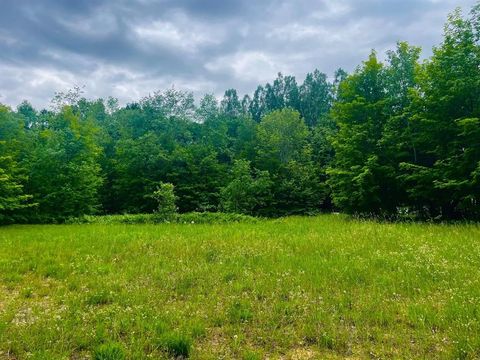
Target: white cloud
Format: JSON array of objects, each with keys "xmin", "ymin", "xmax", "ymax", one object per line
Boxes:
[
  {"xmin": 57, "ymin": 11, "xmax": 119, "ymax": 38},
  {"xmin": 311, "ymin": 1, "xmax": 352, "ymax": 20},
  {"xmin": 133, "ymin": 15, "xmax": 223, "ymax": 53},
  {"xmin": 206, "ymin": 51, "xmax": 292, "ymax": 82},
  {"xmin": 0, "ymin": 0, "xmax": 478, "ymax": 107}
]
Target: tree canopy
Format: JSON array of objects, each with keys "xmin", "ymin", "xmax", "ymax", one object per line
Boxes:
[{"xmin": 0, "ymin": 4, "xmax": 479, "ymax": 223}]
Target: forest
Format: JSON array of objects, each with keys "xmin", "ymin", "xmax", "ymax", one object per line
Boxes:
[{"xmin": 1, "ymin": 5, "xmax": 479, "ymax": 224}]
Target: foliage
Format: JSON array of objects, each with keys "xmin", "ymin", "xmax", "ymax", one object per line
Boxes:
[
  {"xmin": 327, "ymin": 6, "xmax": 480, "ymax": 219},
  {"xmin": 0, "ymin": 3, "xmax": 479, "ymax": 222},
  {"xmin": 255, "ymin": 109, "xmax": 329, "ymax": 215},
  {"xmin": 0, "ymin": 106, "xmax": 35, "ymax": 224},
  {"xmin": 149, "ymin": 182, "xmax": 177, "ymax": 220},
  {"xmin": 220, "ymin": 160, "xmax": 272, "ymax": 215},
  {"xmin": 68, "ymin": 212, "xmax": 258, "ymax": 225},
  {"xmin": 397, "ymin": 7, "xmax": 480, "ymax": 219},
  {"xmin": 328, "ymin": 51, "xmax": 391, "ymax": 214},
  {"xmin": 25, "ymin": 106, "xmax": 103, "ymax": 222},
  {"xmin": 175, "ymin": 211, "xmax": 258, "ymax": 224},
  {"xmin": 0, "ymin": 152, "xmax": 34, "ymax": 224}
]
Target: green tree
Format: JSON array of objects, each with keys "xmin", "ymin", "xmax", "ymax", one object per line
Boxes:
[
  {"xmin": 221, "ymin": 89, "xmax": 242, "ymax": 117},
  {"xmin": 400, "ymin": 6, "xmax": 480, "ymax": 219},
  {"xmin": 274, "ymin": 159, "xmax": 329, "ymax": 215},
  {"xmin": 255, "ymin": 109, "xmax": 326, "ymax": 215},
  {"xmin": 26, "ymin": 106, "xmax": 103, "ymax": 221},
  {"xmin": 149, "ymin": 182, "xmax": 177, "ymax": 220},
  {"xmin": 0, "ymin": 105, "xmax": 34, "ymax": 223},
  {"xmin": 299, "ymin": 69, "xmax": 334, "ymax": 127},
  {"xmin": 166, "ymin": 145, "xmax": 227, "ymax": 212},
  {"xmin": 249, "ymin": 85, "xmax": 266, "ymax": 122},
  {"xmin": 0, "ymin": 150, "xmax": 33, "ymax": 223},
  {"xmin": 220, "ymin": 160, "xmax": 272, "ymax": 215},
  {"xmin": 328, "ymin": 52, "xmax": 391, "ymax": 214},
  {"xmin": 256, "ymin": 109, "xmax": 309, "ymax": 172}
]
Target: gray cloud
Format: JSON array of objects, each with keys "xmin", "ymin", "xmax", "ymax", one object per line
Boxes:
[{"xmin": 0, "ymin": 0, "xmax": 477, "ymax": 108}]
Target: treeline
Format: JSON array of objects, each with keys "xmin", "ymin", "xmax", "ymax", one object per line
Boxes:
[{"xmin": 1, "ymin": 4, "xmax": 479, "ymax": 223}]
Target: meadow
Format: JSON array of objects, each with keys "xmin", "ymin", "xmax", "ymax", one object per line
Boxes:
[{"xmin": 1, "ymin": 215, "xmax": 480, "ymax": 359}]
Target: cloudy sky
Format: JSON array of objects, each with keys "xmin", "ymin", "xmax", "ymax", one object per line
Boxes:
[{"xmin": 0, "ymin": 0, "xmax": 477, "ymax": 108}]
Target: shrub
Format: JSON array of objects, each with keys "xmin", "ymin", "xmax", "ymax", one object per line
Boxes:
[
  {"xmin": 67, "ymin": 214, "xmax": 159, "ymax": 224},
  {"xmin": 220, "ymin": 159, "xmax": 272, "ymax": 215},
  {"xmin": 149, "ymin": 182, "xmax": 178, "ymax": 220},
  {"xmin": 176, "ymin": 212, "xmax": 257, "ymax": 224},
  {"xmin": 69, "ymin": 212, "xmax": 258, "ymax": 225}
]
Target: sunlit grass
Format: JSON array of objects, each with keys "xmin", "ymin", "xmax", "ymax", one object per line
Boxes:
[{"xmin": 1, "ymin": 215, "xmax": 479, "ymax": 359}]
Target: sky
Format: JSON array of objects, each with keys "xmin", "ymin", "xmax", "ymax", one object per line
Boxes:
[{"xmin": 0, "ymin": 0, "xmax": 477, "ymax": 109}]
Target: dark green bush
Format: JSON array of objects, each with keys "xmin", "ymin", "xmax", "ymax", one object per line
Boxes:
[
  {"xmin": 68, "ymin": 212, "xmax": 258, "ymax": 225},
  {"xmin": 176, "ymin": 212, "xmax": 257, "ymax": 224}
]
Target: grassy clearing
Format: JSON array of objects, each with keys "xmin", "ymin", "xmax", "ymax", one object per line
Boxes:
[{"xmin": 0, "ymin": 215, "xmax": 479, "ymax": 359}]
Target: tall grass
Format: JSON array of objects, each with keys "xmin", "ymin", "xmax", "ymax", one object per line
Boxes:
[{"xmin": 0, "ymin": 215, "xmax": 479, "ymax": 359}]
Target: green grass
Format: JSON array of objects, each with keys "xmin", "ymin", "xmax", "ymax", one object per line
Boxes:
[
  {"xmin": 68, "ymin": 212, "xmax": 258, "ymax": 225},
  {"xmin": 0, "ymin": 215, "xmax": 479, "ymax": 359}
]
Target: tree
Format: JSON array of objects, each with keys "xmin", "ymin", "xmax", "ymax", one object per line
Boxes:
[
  {"xmin": 255, "ymin": 109, "xmax": 309, "ymax": 172},
  {"xmin": 221, "ymin": 89, "xmax": 242, "ymax": 117},
  {"xmin": 141, "ymin": 88, "xmax": 196, "ymax": 122},
  {"xmin": 220, "ymin": 160, "xmax": 271, "ymax": 215},
  {"xmin": 255, "ymin": 109, "xmax": 326, "ymax": 215},
  {"xmin": 273, "ymin": 159, "xmax": 329, "ymax": 216},
  {"xmin": 0, "ymin": 150, "xmax": 33, "ymax": 223},
  {"xmin": 378, "ymin": 43, "xmax": 422, "ymax": 215},
  {"xmin": 299, "ymin": 69, "xmax": 334, "ymax": 127},
  {"xmin": 196, "ymin": 94, "xmax": 219, "ymax": 123},
  {"xmin": 166, "ymin": 145, "xmax": 227, "ymax": 212},
  {"xmin": 26, "ymin": 106, "xmax": 103, "ymax": 221},
  {"xmin": 249, "ymin": 85, "xmax": 266, "ymax": 122},
  {"xmin": 0, "ymin": 105, "xmax": 34, "ymax": 223},
  {"xmin": 113, "ymin": 133, "xmax": 170, "ymax": 213},
  {"xmin": 399, "ymin": 7, "xmax": 480, "ymax": 219},
  {"xmin": 149, "ymin": 182, "xmax": 177, "ymax": 220},
  {"xmin": 328, "ymin": 52, "xmax": 391, "ymax": 214},
  {"xmin": 17, "ymin": 101, "xmax": 38, "ymax": 128}
]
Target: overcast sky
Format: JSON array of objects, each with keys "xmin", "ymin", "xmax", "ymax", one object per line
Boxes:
[{"xmin": 0, "ymin": 0, "xmax": 477, "ymax": 108}]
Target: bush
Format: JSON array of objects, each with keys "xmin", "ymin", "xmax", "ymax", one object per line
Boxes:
[
  {"xmin": 176, "ymin": 212, "xmax": 257, "ymax": 224},
  {"xmin": 220, "ymin": 160, "xmax": 272, "ymax": 215},
  {"xmin": 67, "ymin": 214, "xmax": 160, "ymax": 224},
  {"xmin": 68, "ymin": 212, "xmax": 258, "ymax": 225},
  {"xmin": 149, "ymin": 182, "xmax": 178, "ymax": 220},
  {"xmin": 93, "ymin": 342, "xmax": 125, "ymax": 360}
]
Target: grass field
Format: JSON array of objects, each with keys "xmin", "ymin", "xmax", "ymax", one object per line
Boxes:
[{"xmin": 1, "ymin": 216, "xmax": 480, "ymax": 359}]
